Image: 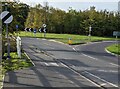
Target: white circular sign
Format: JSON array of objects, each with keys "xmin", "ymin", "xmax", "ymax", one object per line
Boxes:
[
  {"xmin": 43, "ymin": 24, "xmax": 46, "ymax": 28},
  {"xmin": 0, "ymin": 11, "xmax": 13, "ymax": 24}
]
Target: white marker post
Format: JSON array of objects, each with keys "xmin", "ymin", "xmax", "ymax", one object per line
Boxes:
[
  {"xmin": 88, "ymin": 26, "xmax": 92, "ymax": 42},
  {"xmin": 16, "ymin": 36, "xmax": 21, "ymax": 58}
]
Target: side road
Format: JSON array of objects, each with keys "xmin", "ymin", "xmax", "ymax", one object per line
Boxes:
[{"xmin": 3, "ymin": 41, "xmax": 101, "ymax": 88}]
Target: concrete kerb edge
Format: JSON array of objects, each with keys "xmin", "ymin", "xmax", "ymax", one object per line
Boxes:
[
  {"xmin": 105, "ymin": 48, "xmax": 119, "ymax": 57},
  {"xmin": 24, "ymin": 52, "xmax": 35, "ymax": 66}
]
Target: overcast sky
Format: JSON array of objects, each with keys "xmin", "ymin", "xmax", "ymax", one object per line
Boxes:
[{"xmin": 19, "ymin": 0, "xmax": 120, "ymax": 11}]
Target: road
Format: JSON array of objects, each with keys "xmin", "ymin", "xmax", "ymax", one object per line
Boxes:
[
  {"xmin": 3, "ymin": 37, "xmax": 119, "ymax": 89},
  {"xmin": 21, "ymin": 37, "xmax": 119, "ymax": 88}
]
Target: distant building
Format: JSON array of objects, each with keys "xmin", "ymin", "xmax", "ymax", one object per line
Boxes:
[{"xmin": 118, "ymin": 1, "xmax": 120, "ymax": 12}]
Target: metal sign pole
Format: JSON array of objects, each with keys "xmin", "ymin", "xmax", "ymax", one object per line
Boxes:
[
  {"xmin": 16, "ymin": 25, "xmax": 18, "ymax": 36},
  {"xmin": 116, "ymin": 36, "xmax": 118, "ymax": 46},
  {"xmin": 44, "ymin": 28, "xmax": 46, "ymax": 38},
  {"xmin": 6, "ymin": 23, "xmax": 10, "ymax": 59}
]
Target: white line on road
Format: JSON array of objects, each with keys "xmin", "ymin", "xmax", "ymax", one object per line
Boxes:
[
  {"xmin": 49, "ymin": 39, "xmax": 72, "ymax": 48},
  {"xmin": 42, "ymin": 39, "xmax": 47, "ymax": 40},
  {"xmin": 98, "ymin": 69, "xmax": 118, "ymax": 73},
  {"xmin": 74, "ymin": 41, "xmax": 116, "ymax": 49},
  {"xmin": 84, "ymin": 71, "xmax": 118, "ymax": 87},
  {"xmin": 105, "ymin": 48, "xmax": 119, "ymax": 57},
  {"xmin": 100, "ymin": 83, "xmax": 107, "ymax": 86},
  {"xmin": 24, "ymin": 52, "xmax": 35, "ymax": 66},
  {"xmin": 49, "ymin": 54, "xmax": 102, "ymax": 87},
  {"xmin": 72, "ymin": 48, "xmax": 76, "ymax": 51},
  {"xmin": 59, "ymin": 62, "xmax": 102, "ymax": 87},
  {"xmin": 109, "ymin": 63, "xmax": 119, "ymax": 67},
  {"xmin": 81, "ymin": 53, "xmax": 98, "ymax": 60},
  {"xmin": 49, "ymin": 39, "xmax": 66, "ymax": 45}
]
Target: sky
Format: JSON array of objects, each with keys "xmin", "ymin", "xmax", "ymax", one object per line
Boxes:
[{"xmin": 19, "ymin": 0, "xmax": 120, "ymax": 12}]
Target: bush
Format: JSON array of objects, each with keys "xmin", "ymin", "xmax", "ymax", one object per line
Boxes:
[{"xmin": 2, "ymin": 36, "xmax": 17, "ymax": 58}]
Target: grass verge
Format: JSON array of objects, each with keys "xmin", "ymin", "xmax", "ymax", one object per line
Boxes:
[
  {"xmin": 0, "ymin": 52, "xmax": 33, "ymax": 89},
  {"xmin": 2, "ymin": 52, "xmax": 33, "ymax": 73},
  {"xmin": 18, "ymin": 31, "xmax": 117, "ymax": 45},
  {"xmin": 0, "ymin": 65, "xmax": 4, "ymax": 89},
  {"xmin": 106, "ymin": 44, "xmax": 120, "ymax": 55}
]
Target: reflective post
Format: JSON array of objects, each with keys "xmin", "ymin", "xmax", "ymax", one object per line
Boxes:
[
  {"xmin": 16, "ymin": 36, "xmax": 21, "ymax": 58},
  {"xmin": 88, "ymin": 26, "xmax": 92, "ymax": 42}
]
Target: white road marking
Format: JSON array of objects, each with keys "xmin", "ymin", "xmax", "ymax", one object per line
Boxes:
[
  {"xmin": 59, "ymin": 62, "xmax": 102, "ymax": 87},
  {"xmin": 49, "ymin": 39, "xmax": 65, "ymax": 45},
  {"xmin": 84, "ymin": 71, "xmax": 118, "ymax": 87},
  {"xmin": 105, "ymin": 48, "xmax": 119, "ymax": 56},
  {"xmin": 41, "ymin": 62, "xmax": 59, "ymax": 67},
  {"xmin": 81, "ymin": 53, "xmax": 98, "ymax": 60},
  {"xmin": 98, "ymin": 69, "xmax": 118, "ymax": 73},
  {"xmin": 109, "ymin": 63, "xmax": 119, "ymax": 67},
  {"xmin": 74, "ymin": 41, "xmax": 116, "ymax": 49},
  {"xmin": 49, "ymin": 63, "xmax": 59, "ymax": 66},
  {"xmin": 100, "ymin": 83, "xmax": 107, "ymax": 86},
  {"xmin": 49, "ymin": 39, "xmax": 72, "ymax": 48},
  {"xmin": 42, "ymin": 39, "xmax": 47, "ymax": 40},
  {"xmin": 72, "ymin": 48, "xmax": 76, "ymax": 51},
  {"xmin": 24, "ymin": 52, "xmax": 35, "ymax": 66}
]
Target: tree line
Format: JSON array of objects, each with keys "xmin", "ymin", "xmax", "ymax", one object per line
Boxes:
[{"xmin": 2, "ymin": 1, "xmax": 120, "ymax": 37}]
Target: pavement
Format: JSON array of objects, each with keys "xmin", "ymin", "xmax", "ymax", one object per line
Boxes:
[{"xmin": 3, "ymin": 37, "xmax": 119, "ymax": 89}]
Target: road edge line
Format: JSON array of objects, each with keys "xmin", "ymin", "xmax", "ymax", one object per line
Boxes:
[
  {"xmin": 58, "ymin": 61, "xmax": 102, "ymax": 88},
  {"xmin": 24, "ymin": 52, "xmax": 35, "ymax": 66},
  {"xmin": 105, "ymin": 48, "xmax": 118, "ymax": 57}
]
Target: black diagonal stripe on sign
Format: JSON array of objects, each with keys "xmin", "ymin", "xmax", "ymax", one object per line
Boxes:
[{"xmin": 2, "ymin": 12, "xmax": 11, "ymax": 23}]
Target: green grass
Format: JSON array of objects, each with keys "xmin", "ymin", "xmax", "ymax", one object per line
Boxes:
[
  {"xmin": 0, "ymin": 65, "xmax": 4, "ymax": 89},
  {"xmin": 106, "ymin": 44, "xmax": 120, "ymax": 55},
  {"xmin": 18, "ymin": 31, "xmax": 117, "ymax": 45},
  {"xmin": 1, "ymin": 52, "xmax": 33, "ymax": 89},
  {"xmin": 2, "ymin": 52, "xmax": 33, "ymax": 72}
]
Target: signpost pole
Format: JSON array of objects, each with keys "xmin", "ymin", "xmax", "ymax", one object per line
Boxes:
[
  {"xmin": 44, "ymin": 28, "xmax": 46, "ymax": 38},
  {"xmin": 113, "ymin": 31, "xmax": 120, "ymax": 46},
  {"xmin": 0, "ymin": 11, "xmax": 13, "ymax": 59},
  {"xmin": 6, "ymin": 23, "xmax": 10, "ymax": 59},
  {"xmin": 43, "ymin": 24, "xmax": 46, "ymax": 38},
  {"xmin": 116, "ymin": 36, "xmax": 118, "ymax": 46},
  {"xmin": 16, "ymin": 25, "xmax": 18, "ymax": 36}
]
